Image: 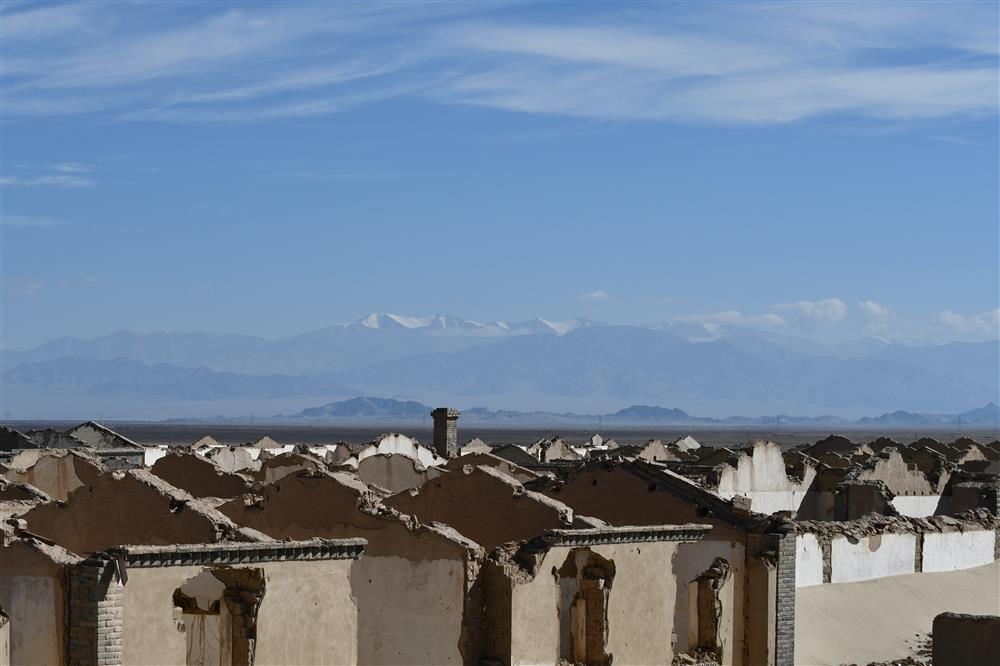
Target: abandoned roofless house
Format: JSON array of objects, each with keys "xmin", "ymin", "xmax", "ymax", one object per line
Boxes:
[{"xmin": 1, "ymin": 410, "xmax": 998, "ymax": 665}]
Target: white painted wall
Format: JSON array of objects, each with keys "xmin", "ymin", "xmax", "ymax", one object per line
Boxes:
[
  {"xmin": 795, "ymin": 534, "xmax": 824, "ymax": 588},
  {"xmin": 922, "ymin": 530, "xmax": 996, "ymax": 573},
  {"xmin": 143, "ymin": 446, "xmax": 168, "ymax": 467},
  {"xmin": 830, "ymin": 533, "xmax": 916, "ymax": 583},
  {"xmin": 715, "ymin": 442, "xmax": 815, "ymax": 515},
  {"xmin": 355, "ymin": 435, "xmax": 446, "ymax": 468},
  {"xmin": 890, "ymin": 496, "xmax": 940, "ymax": 518}
]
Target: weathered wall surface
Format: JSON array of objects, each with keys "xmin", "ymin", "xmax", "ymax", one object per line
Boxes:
[
  {"xmin": 796, "ymin": 560, "xmax": 1000, "ymax": 666},
  {"xmin": 21, "ymin": 474, "xmax": 222, "ymax": 554},
  {"xmin": 830, "ymin": 533, "xmax": 916, "ymax": 583},
  {"xmin": 890, "ymin": 495, "xmax": 941, "ymax": 518},
  {"xmin": 795, "ymin": 534, "xmax": 824, "ymax": 588},
  {"xmin": 932, "ymin": 612, "xmax": 1000, "ymax": 666},
  {"xmin": 357, "ymin": 434, "xmax": 444, "ymax": 469},
  {"xmin": 357, "ymin": 454, "xmax": 444, "ymax": 494},
  {"xmin": 922, "ymin": 529, "xmax": 996, "ymax": 573},
  {"xmin": 539, "ymin": 466, "xmax": 747, "ymax": 541},
  {"xmin": 715, "ymin": 442, "xmax": 815, "ymax": 515},
  {"xmin": 121, "ymin": 561, "xmax": 358, "ymax": 666},
  {"xmin": 385, "ymin": 467, "xmax": 572, "ymax": 550},
  {"xmin": 149, "ymin": 453, "xmax": 251, "ymax": 498},
  {"xmin": 351, "ymin": 556, "xmax": 465, "ymax": 665},
  {"xmin": 507, "ymin": 541, "xmax": 683, "ymax": 666},
  {"xmin": 255, "ymin": 560, "xmax": 358, "ymax": 665},
  {"xmin": 0, "ymin": 544, "xmax": 66, "ymax": 666},
  {"xmin": 508, "ymin": 557, "xmax": 560, "ymax": 665},
  {"xmin": 857, "ymin": 451, "xmax": 936, "ymax": 495},
  {"xmin": 672, "ymin": 540, "xmax": 746, "ymax": 664},
  {"xmin": 597, "ymin": 541, "xmax": 680, "ymax": 666},
  {"xmin": 445, "ymin": 453, "xmax": 538, "ymax": 484},
  {"xmin": 0, "ymin": 608, "xmax": 9, "ymax": 666},
  {"xmin": 4, "ymin": 450, "xmax": 101, "ymax": 501}
]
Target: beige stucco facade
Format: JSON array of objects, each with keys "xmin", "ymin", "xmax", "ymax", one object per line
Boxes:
[{"xmin": 120, "ymin": 560, "xmax": 358, "ymax": 666}]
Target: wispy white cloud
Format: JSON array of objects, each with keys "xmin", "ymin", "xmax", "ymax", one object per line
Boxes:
[
  {"xmin": 929, "ymin": 135, "xmax": 976, "ymax": 146},
  {"xmin": 52, "ymin": 162, "xmax": 92, "ymax": 173},
  {"xmin": 675, "ymin": 310, "xmax": 786, "ymax": 327},
  {"xmin": 0, "ymin": 214, "xmax": 68, "ymax": 227},
  {"xmin": 776, "ymin": 298, "xmax": 848, "ymax": 327},
  {"xmin": 0, "ymin": 2, "xmax": 994, "ymax": 124},
  {"xmin": 931, "ymin": 309, "xmax": 1000, "ymax": 337},
  {"xmin": 1, "ymin": 174, "xmax": 95, "ymax": 187},
  {"xmin": 579, "ymin": 290, "xmax": 609, "ymax": 302}
]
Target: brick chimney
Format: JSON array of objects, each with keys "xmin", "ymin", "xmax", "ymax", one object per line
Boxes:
[{"xmin": 431, "ymin": 407, "xmax": 460, "ymax": 459}]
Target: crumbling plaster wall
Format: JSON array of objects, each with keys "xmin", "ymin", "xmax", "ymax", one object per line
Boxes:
[
  {"xmin": 445, "ymin": 453, "xmax": 539, "ymax": 484},
  {"xmin": 218, "ymin": 473, "xmax": 476, "ymax": 665},
  {"xmin": 358, "ymin": 434, "xmax": 444, "ymax": 469},
  {"xmin": 506, "ymin": 541, "xmax": 682, "ymax": 666},
  {"xmin": 357, "ymin": 453, "xmax": 444, "ymax": 494},
  {"xmin": 830, "ymin": 533, "xmax": 916, "ymax": 583},
  {"xmin": 21, "ymin": 473, "xmax": 226, "ymax": 554},
  {"xmin": 672, "ymin": 540, "xmax": 745, "ymax": 665},
  {"xmin": 4, "ymin": 449, "xmax": 102, "ymax": 501},
  {"xmin": 715, "ymin": 442, "xmax": 815, "ymax": 515},
  {"xmin": 150, "ymin": 453, "xmax": 251, "ymax": 498},
  {"xmin": 922, "ymin": 529, "xmax": 996, "ymax": 573},
  {"xmin": 120, "ymin": 560, "xmax": 358, "ymax": 665},
  {"xmin": 0, "ymin": 543, "xmax": 66, "ymax": 666},
  {"xmin": 385, "ymin": 466, "xmax": 573, "ymax": 550},
  {"xmin": 351, "ymin": 556, "xmax": 466, "ymax": 665}
]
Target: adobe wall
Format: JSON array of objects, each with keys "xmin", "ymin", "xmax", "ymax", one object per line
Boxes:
[
  {"xmin": 922, "ymin": 530, "xmax": 995, "ymax": 572},
  {"xmin": 445, "ymin": 453, "xmax": 539, "ymax": 484},
  {"xmin": 506, "ymin": 541, "xmax": 681, "ymax": 666},
  {"xmin": 119, "ymin": 560, "xmax": 358, "ymax": 665},
  {"xmin": 673, "ymin": 540, "xmax": 746, "ymax": 665},
  {"xmin": 5, "ymin": 450, "xmax": 102, "ymax": 501},
  {"xmin": 357, "ymin": 454, "xmax": 444, "ymax": 494},
  {"xmin": 351, "ymin": 556, "xmax": 466, "ymax": 665},
  {"xmin": 715, "ymin": 442, "xmax": 815, "ymax": 515},
  {"xmin": 0, "ymin": 543, "xmax": 67, "ymax": 666},
  {"xmin": 21, "ymin": 474, "xmax": 223, "ymax": 554},
  {"xmin": 795, "ymin": 534, "xmax": 824, "ymax": 587},
  {"xmin": 796, "ymin": 526, "xmax": 998, "ymax": 586},
  {"xmin": 385, "ymin": 467, "xmax": 572, "ymax": 550},
  {"xmin": 0, "ymin": 608, "xmax": 8, "ymax": 666},
  {"xmin": 932, "ymin": 613, "xmax": 1000, "ymax": 666},
  {"xmin": 149, "ymin": 453, "xmax": 250, "ymax": 498},
  {"xmin": 218, "ymin": 474, "xmax": 477, "ymax": 665},
  {"xmin": 538, "ymin": 466, "xmax": 748, "ymax": 541},
  {"xmin": 831, "ymin": 533, "xmax": 916, "ymax": 583},
  {"xmin": 890, "ymin": 495, "xmax": 941, "ymax": 518}
]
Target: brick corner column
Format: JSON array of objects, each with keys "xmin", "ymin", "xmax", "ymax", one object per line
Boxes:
[
  {"xmin": 68, "ymin": 558, "xmax": 123, "ymax": 666},
  {"xmin": 773, "ymin": 524, "xmax": 797, "ymax": 666}
]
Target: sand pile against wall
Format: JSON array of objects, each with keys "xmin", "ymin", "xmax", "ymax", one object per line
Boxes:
[{"xmin": 795, "ymin": 560, "xmax": 1000, "ymax": 665}]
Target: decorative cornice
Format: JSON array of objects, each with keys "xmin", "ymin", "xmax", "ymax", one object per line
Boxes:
[
  {"xmin": 84, "ymin": 539, "xmax": 366, "ymax": 568},
  {"xmin": 542, "ymin": 524, "xmax": 711, "ymax": 547}
]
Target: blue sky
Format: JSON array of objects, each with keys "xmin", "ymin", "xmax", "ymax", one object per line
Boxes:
[{"xmin": 1, "ymin": 0, "xmax": 998, "ymax": 349}]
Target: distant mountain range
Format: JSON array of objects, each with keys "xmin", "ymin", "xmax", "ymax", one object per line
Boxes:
[
  {"xmin": 2, "ymin": 313, "xmax": 997, "ymax": 418},
  {"xmin": 283, "ymin": 396, "xmax": 1000, "ymax": 428}
]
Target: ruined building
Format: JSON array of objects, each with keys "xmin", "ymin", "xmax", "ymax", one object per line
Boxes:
[{"xmin": 0, "ymin": 418, "xmax": 997, "ymax": 665}]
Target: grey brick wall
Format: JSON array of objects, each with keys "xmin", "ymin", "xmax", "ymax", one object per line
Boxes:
[
  {"xmin": 68, "ymin": 559, "xmax": 123, "ymax": 666},
  {"xmin": 774, "ymin": 530, "xmax": 796, "ymax": 666}
]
